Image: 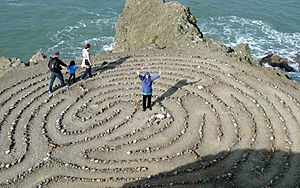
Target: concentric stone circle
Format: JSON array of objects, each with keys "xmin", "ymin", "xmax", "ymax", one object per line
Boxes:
[{"xmin": 0, "ymin": 49, "xmax": 300, "ymax": 187}]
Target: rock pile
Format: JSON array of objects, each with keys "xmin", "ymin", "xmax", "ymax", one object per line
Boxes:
[{"xmin": 0, "ymin": 56, "xmax": 23, "ymax": 70}]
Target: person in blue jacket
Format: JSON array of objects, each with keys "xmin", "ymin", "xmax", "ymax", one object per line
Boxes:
[
  {"xmin": 67, "ymin": 60, "xmax": 81, "ymax": 84},
  {"xmin": 137, "ymin": 70, "xmax": 161, "ymax": 111}
]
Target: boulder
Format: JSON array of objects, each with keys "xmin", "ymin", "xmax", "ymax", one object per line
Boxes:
[
  {"xmin": 233, "ymin": 43, "xmax": 252, "ymax": 63},
  {"xmin": 0, "ymin": 56, "xmax": 11, "ymax": 69},
  {"xmin": 29, "ymin": 51, "xmax": 47, "ymax": 65},
  {"xmin": 205, "ymin": 38, "xmax": 230, "ymax": 53},
  {"xmin": 260, "ymin": 54, "xmax": 295, "ymax": 72},
  {"xmin": 0, "ymin": 56, "xmax": 23, "ymax": 69},
  {"xmin": 10, "ymin": 57, "xmax": 23, "ymax": 67},
  {"xmin": 114, "ymin": 0, "xmax": 203, "ymax": 52}
]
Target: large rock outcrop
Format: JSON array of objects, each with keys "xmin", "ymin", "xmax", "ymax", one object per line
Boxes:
[{"xmin": 114, "ymin": 0, "xmax": 203, "ymax": 52}]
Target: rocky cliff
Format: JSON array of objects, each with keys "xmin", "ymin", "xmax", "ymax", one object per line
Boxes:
[{"xmin": 114, "ymin": 0, "xmax": 203, "ymax": 52}]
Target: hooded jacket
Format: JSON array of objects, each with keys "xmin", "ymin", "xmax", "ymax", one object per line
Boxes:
[{"xmin": 139, "ymin": 72, "xmax": 160, "ymax": 95}]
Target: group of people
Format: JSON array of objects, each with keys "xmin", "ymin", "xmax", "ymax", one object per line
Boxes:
[
  {"xmin": 48, "ymin": 43, "xmax": 93, "ymax": 95},
  {"xmin": 48, "ymin": 43, "xmax": 161, "ymax": 111}
]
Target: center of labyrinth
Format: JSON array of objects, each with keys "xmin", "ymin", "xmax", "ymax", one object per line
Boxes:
[{"xmin": 0, "ymin": 53, "xmax": 300, "ymax": 187}]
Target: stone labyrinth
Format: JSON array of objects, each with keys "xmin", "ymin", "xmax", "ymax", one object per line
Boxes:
[{"xmin": 0, "ymin": 50, "xmax": 300, "ymax": 187}]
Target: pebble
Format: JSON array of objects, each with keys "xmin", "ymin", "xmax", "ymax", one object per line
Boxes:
[
  {"xmin": 198, "ymin": 85, "xmax": 204, "ymax": 90},
  {"xmin": 155, "ymin": 113, "xmax": 166, "ymax": 119}
]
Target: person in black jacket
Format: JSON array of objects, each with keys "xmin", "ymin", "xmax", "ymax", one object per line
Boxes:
[{"xmin": 48, "ymin": 51, "xmax": 68, "ymax": 95}]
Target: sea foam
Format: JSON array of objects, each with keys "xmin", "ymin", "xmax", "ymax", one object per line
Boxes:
[{"xmin": 200, "ymin": 16, "xmax": 300, "ymax": 60}]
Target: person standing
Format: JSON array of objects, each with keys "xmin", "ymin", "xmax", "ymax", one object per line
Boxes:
[
  {"xmin": 48, "ymin": 51, "xmax": 68, "ymax": 95},
  {"xmin": 80, "ymin": 43, "xmax": 93, "ymax": 79},
  {"xmin": 137, "ymin": 71, "xmax": 161, "ymax": 111}
]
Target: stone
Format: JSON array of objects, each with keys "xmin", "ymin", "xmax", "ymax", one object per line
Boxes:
[
  {"xmin": 29, "ymin": 52, "xmax": 47, "ymax": 65},
  {"xmin": 10, "ymin": 57, "xmax": 23, "ymax": 67},
  {"xmin": 198, "ymin": 85, "xmax": 204, "ymax": 90},
  {"xmin": 114, "ymin": 0, "xmax": 203, "ymax": 52},
  {"xmin": 48, "ymin": 143, "xmax": 58, "ymax": 148},
  {"xmin": 232, "ymin": 43, "xmax": 252, "ymax": 63},
  {"xmin": 260, "ymin": 53, "xmax": 296, "ymax": 72},
  {"xmin": 206, "ymin": 39, "xmax": 231, "ymax": 53},
  {"xmin": 0, "ymin": 56, "xmax": 12, "ymax": 69},
  {"xmin": 155, "ymin": 113, "xmax": 166, "ymax": 119}
]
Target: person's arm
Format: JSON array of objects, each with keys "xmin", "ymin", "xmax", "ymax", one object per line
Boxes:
[
  {"xmin": 60, "ymin": 60, "xmax": 68, "ymax": 67},
  {"xmin": 136, "ymin": 70, "xmax": 144, "ymax": 81},
  {"xmin": 151, "ymin": 74, "xmax": 160, "ymax": 81},
  {"xmin": 75, "ymin": 65, "xmax": 81, "ymax": 69},
  {"xmin": 47, "ymin": 59, "xmax": 51, "ymax": 68}
]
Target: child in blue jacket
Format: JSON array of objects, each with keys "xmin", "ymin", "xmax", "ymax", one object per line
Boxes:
[
  {"xmin": 137, "ymin": 70, "xmax": 161, "ymax": 111},
  {"xmin": 67, "ymin": 60, "xmax": 81, "ymax": 83}
]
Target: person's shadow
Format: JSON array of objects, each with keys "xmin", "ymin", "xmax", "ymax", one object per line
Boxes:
[
  {"xmin": 70, "ymin": 56, "xmax": 131, "ymax": 85},
  {"xmin": 153, "ymin": 79, "xmax": 200, "ymax": 105},
  {"xmin": 91, "ymin": 56, "xmax": 131, "ymax": 75}
]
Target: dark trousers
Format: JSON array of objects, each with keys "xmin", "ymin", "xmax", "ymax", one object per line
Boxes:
[
  {"xmin": 143, "ymin": 95, "xmax": 152, "ymax": 110},
  {"xmin": 49, "ymin": 71, "xmax": 66, "ymax": 93},
  {"xmin": 68, "ymin": 73, "xmax": 76, "ymax": 83},
  {"xmin": 81, "ymin": 67, "xmax": 92, "ymax": 79}
]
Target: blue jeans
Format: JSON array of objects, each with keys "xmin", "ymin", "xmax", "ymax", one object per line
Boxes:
[
  {"xmin": 81, "ymin": 67, "xmax": 92, "ymax": 79},
  {"xmin": 49, "ymin": 71, "xmax": 66, "ymax": 92}
]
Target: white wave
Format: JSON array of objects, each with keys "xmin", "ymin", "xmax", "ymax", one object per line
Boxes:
[
  {"xmin": 7, "ymin": 2, "xmax": 38, "ymax": 6},
  {"xmin": 67, "ymin": 6, "xmax": 101, "ymax": 17},
  {"xmin": 200, "ymin": 16, "xmax": 300, "ymax": 61},
  {"xmin": 46, "ymin": 40, "xmax": 65, "ymax": 54},
  {"xmin": 102, "ymin": 42, "xmax": 114, "ymax": 52},
  {"xmin": 81, "ymin": 36, "xmax": 113, "ymax": 44},
  {"xmin": 290, "ymin": 63, "xmax": 300, "ymax": 72}
]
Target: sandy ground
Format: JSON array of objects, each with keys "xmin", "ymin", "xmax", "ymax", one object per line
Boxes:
[{"xmin": 0, "ymin": 48, "xmax": 300, "ymax": 187}]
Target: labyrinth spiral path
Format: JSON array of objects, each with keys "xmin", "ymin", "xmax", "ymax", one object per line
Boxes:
[{"xmin": 0, "ymin": 49, "xmax": 300, "ymax": 187}]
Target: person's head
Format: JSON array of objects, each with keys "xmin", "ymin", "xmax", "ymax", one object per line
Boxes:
[
  {"xmin": 69, "ymin": 60, "xmax": 75, "ymax": 66},
  {"xmin": 144, "ymin": 71, "xmax": 150, "ymax": 78},
  {"xmin": 54, "ymin": 51, "xmax": 60, "ymax": 58},
  {"xmin": 84, "ymin": 43, "xmax": 91, "ymax": 49}
]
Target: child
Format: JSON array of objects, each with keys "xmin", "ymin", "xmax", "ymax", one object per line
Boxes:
[
  {"xmin": 137, "ymin": 70, "xmax": 161, "ymax": 111},
  {"xmin": 67, "ymin": 60, "xmax": 81, "ymax": 83}
]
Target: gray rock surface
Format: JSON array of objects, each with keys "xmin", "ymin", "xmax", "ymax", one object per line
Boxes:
[
  {"xmin": 0, "ymin": 56, "xmax": 11, "ymax": 69},
  {"xmin": 233, "ymin": 43, "xmax": 252, "ymax": 63},
  {"xmin": 0, "ymin": 56, "xmax": 23, "ymax": 69},
  {"xmin": 260, "ymin": 53, "xmax": 296, "ymax": 72},
  {"xmin": 114, "ymin": 0, "xmax": 203, "ymax": 52},
  {"xmin": 29, "ymin": 51, "xmax": 47, "ymax": 65}
]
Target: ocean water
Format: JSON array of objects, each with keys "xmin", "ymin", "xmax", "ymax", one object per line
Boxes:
[
  {"xmin": 0, "ymin": 0, "xmax": 124, "ymax": 60},
  {"xmin": 1, "ymin": 0, "xmax": 299, "ymax": 80}
]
